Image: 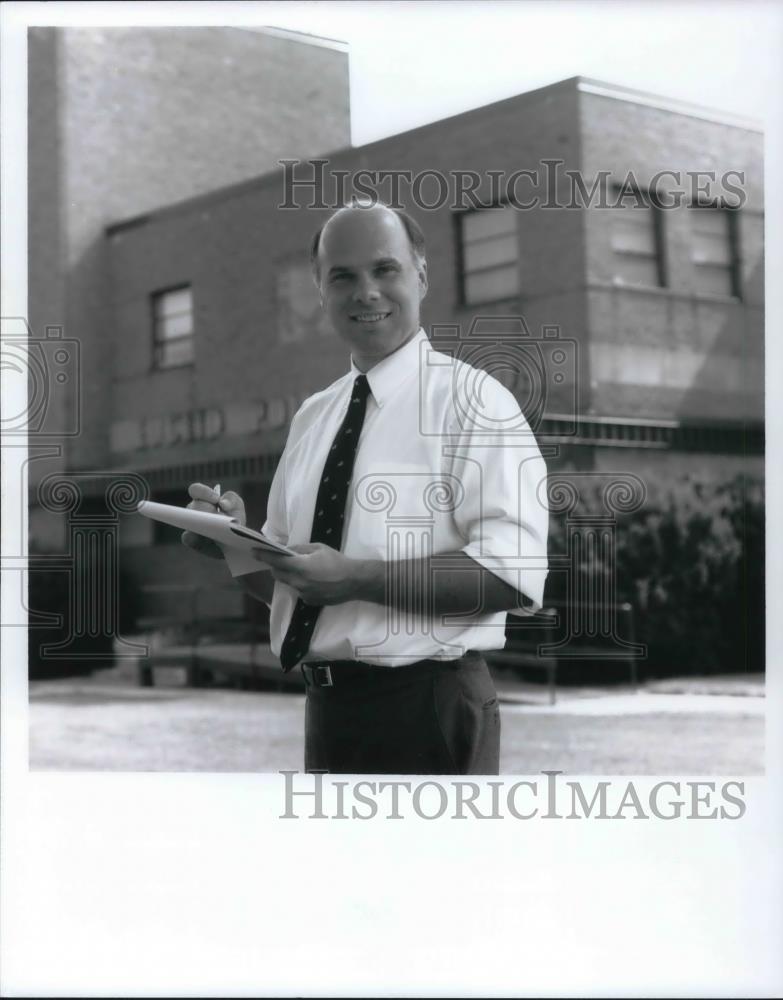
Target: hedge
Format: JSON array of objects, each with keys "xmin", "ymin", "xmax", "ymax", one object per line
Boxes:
[{"xmin": 545, "ymin": 472, "xmax": 764, "ymax": 677}]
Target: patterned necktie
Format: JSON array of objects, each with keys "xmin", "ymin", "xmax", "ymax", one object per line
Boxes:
[{"xmin": 280, "ymin": 373, "xmax": 371, "ymax": 671}]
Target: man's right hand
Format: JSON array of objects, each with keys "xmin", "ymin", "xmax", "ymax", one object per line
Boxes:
[{"xmin": 181, "ymin": 482, "xmax": 246, "ymax": 560}]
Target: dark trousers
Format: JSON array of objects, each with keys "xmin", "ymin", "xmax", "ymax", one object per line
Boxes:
[{"xmin": 302, "ymin": 650, "xmax": 500, "ymax": 775}]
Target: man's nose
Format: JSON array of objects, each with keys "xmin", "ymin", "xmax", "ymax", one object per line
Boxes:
[{"xmin": 352, "ymin": 274, "xmax": 381, "ymax": 303}]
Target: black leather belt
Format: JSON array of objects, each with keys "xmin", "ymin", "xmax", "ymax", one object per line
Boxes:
[
  {"xmin": 301, "ymin": 659, "xmax": 383, "ymax": 688},
  {"xmin": 301, "ymin": 652, "xmax": 481, "ymax": 689}
]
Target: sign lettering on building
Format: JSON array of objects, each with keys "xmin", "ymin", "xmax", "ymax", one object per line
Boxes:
[{"xmin": 110, "ymin": 394, "xmax": 307, "ymax": 454}]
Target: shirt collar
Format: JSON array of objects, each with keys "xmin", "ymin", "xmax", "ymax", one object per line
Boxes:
[{"xmin": 349, "ymin": 328, "xmax": 428, "ymax": 408}]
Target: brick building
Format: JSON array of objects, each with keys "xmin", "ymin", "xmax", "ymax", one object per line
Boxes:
[
  {"xmin": 26, "ymin": 65, "xmax": 764, "ymax": 610},
  {"xmin": 26, "ymin": 25, "xmax": 350, "ymax": 550}
]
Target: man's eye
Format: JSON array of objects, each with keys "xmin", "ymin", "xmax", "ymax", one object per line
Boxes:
[
  {"xmin": 376, "ymin": 264, "xmax": 397, "ymax": 275},
  {"xmin": 330, "ymin": 273, "xmax": 350, "ymax": 283}
]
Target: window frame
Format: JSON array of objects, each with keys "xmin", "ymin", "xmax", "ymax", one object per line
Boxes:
[
  {"xmin": 609, "ymin": 183, "xmax": 667, "ymax": 290},
  {"xmin": 150, "ymin": 284, "xmax": 195, "ymax": 371},
  {"xmin": 456, "ymin": 202, "xmax": 521, "ymax": 307},
  {"xmin": 688, "ymin": 201, "xmax": 742, "ymax": 300}
]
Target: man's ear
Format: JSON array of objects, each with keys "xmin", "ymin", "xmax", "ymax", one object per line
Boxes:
[
  {"xmin": 418, "ymin": 258, "xmax": 428, "ymax": 301},
  {"xmin": 313, "ymin": 268, "xmax": 324, "ymax": 307}
]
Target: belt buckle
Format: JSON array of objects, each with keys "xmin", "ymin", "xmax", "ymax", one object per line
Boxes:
[{"xmin": 312, "ymin": 663, "xmax": 333, "ymax": 687}]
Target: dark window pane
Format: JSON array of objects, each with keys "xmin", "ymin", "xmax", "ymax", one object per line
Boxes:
[
  {"xmin": 460, "ymin": 208, "xmax": 520, "ymax": 305},
  {"xmin": 159, "ymin": 312, "xmax": 193, "ymax": 340},
  {"xmin": 610, "ymin": 194, "xmax": 664, "ymax": 288},
  {"xmin": 157, "ymin": 336, "xmax": 194, "ymax": 368},
  {"xmin": 152, "ymin": 286, "xmax": 194, "ymax": 368},
  {"xmin": 613, "ymin": 254, "xmax": 659, "ymax": 287},
  {"xmin": 692, "ymin": 230, "xmax": 732, "ymax": 266},
  {"xmin": 689, "ymin": 207, "xmax": 738, "ymax": 296},
  {"xmin": 154, "ymin": 287, "xmax": 192, "ymax": 318},
  {"xmin": 463, "ymin": 207, "xmax": 517, "ymax": 243},
  {"xmin": 611, "ymin": 214, "xmax": 657, "ymax": 255},
  {"xmin": 690, "ymin": 207, "xmax": 729, "ymax": 235},
  {"xmin": 465, "ymin": 265, "xmax": 519, "ymax": 303},
  {"xmin": 463, "ymin": 234, "xmax": 518, "ymax": 271}
]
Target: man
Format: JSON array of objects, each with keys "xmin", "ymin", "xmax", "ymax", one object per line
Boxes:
[{"xmin": 183, "ymin": 202, "xmax": 548, "ymax": 775}]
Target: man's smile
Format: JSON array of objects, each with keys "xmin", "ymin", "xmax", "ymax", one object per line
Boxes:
[{"xmin": 350, "ymin": 311, "xmax": 392, "ymax": 323}]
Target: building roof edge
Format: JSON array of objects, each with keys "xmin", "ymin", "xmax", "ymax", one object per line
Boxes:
[
  {"xmin": 251, "ymin": 25, "xmax": 349, "ymax": 53},
  {"xmin": 105, "ymin": 75, "xmax": 763, "ymax": 236},
  {"xmin": 576, "ymin": 77, "xmax": 763, "ymax": 133}
]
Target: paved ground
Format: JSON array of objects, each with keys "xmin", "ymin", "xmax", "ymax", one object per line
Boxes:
[{"xmin": 28, "ymin": 664, "xmax": 765, "ymax": 774}]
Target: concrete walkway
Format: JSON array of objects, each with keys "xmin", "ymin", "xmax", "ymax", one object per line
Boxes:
[
  {"xmin": 500, "ymin": 689, "xmax": 765, "ymax": 716},
  {"xmin": 28, "ymin": 664, "xmax": 765, "ymax": 774},
  {"xmin": 493, "ymin": 671, "xmax": 764, "ymax": 714}
]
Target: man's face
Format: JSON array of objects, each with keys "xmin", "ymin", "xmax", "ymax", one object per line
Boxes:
[{"xmin": 316, "ymin": 207, "xmax": 428, "ymax": 371}]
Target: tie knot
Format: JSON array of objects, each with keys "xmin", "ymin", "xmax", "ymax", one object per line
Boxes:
[{"xmin": 353, "ymin": 374, "xmax": 370, "ymax": 399}]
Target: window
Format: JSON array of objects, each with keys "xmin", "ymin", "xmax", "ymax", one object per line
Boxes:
[
  {"xmin": 152, "ymin": 286, "xmax": 194, "ymax": 369},
  {"xmin": 610, "ymin": 192, "xmax": 665, "ymax": 288},
  {"xmin": 689, "ymin": 204, "xmax": 741, "ymax": 298},
  {"xmin": 276, "ymin": 257, "xmax": 331, "ymax": 343},
  {"xmin": 459, "ymin": 206, "xmax": 519, "ymax": 305}
]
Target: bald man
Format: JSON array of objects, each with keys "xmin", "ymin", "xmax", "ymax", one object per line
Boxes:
[{"xmin": 184, "ymin": 203, "xmax": 549, "ymax": 775}]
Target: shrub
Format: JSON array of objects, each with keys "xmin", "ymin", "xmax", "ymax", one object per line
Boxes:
[
  {"xmin": 27, "ymin": 542, "xmax": 142, "ymax": 680},
  {"xmin": 544, "ymin": 472, "xmax": 764, "ymax": 678}
]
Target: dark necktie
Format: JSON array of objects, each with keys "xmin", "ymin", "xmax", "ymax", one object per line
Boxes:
[{"xmin": 279, "ymin": 373, "xmax": 371, "ymax": 671}]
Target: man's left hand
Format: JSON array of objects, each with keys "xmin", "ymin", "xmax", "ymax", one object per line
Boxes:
[{"xmin": 257, "ymin": 543, "xmax": 361, "ymax": 606}]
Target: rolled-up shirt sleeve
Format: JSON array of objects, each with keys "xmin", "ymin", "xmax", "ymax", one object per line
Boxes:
[
  {"xmin": 447, "ymin": 376, "xmax": 549, "ymax": 613},
  {"xmin": 260, "ymin": 451, "xmax": 290, "ymax": 548}
]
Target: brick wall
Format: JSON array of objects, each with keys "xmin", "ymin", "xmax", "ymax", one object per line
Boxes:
[
  {"xmin": 28, "ymin": 26, "xmax": 350, "ymax": 479},
  {"xmin": 105, "ymin": 79, "xmax": 764, "ymax": 490},
  {"xmin": 27, "ymin": 29, "xmax": 71, "ymax": 538},
  {"xmin": 98, "ymin": 78, "xmax": 765, "ymax": 606},
  {"xmin": 105, "ymin": 80, "xmax": 587, "ymax": 476},
  {"xmin": 579, "ymin": 90, "xmax": 763, "ymax": 421}
]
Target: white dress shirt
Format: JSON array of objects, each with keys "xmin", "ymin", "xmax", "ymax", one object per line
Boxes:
[{"xmin": 259, "ymin": 328, "xmax": 549, "ymax": 666}]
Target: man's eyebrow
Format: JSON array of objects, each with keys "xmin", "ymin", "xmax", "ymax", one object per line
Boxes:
[{"xmin": 326, "ymin": 256, "xmax": 403, "ymax": 277}]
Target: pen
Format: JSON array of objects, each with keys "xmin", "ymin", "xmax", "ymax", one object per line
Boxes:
[{"xmin": 214, "ymin": 483, "xmax": 222, "ymax": 511}]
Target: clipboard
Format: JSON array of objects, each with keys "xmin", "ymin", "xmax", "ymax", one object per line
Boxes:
[{"xmin": 136, "ymin": 500, "xmax": 294, "ymax": 576}]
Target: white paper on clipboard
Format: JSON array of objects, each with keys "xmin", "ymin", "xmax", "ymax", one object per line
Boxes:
[{"xmin": 136, "ymin": 500, "xmax": 293, "ymax": 576}]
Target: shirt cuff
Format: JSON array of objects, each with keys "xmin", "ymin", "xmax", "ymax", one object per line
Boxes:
[
  {"xmin": 461, "ymin": 541, "xmax": 548, "ymax": 615},
  {"xmin": 260, "ymin": 520, "xmax": 289, "ymax": 548}
]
